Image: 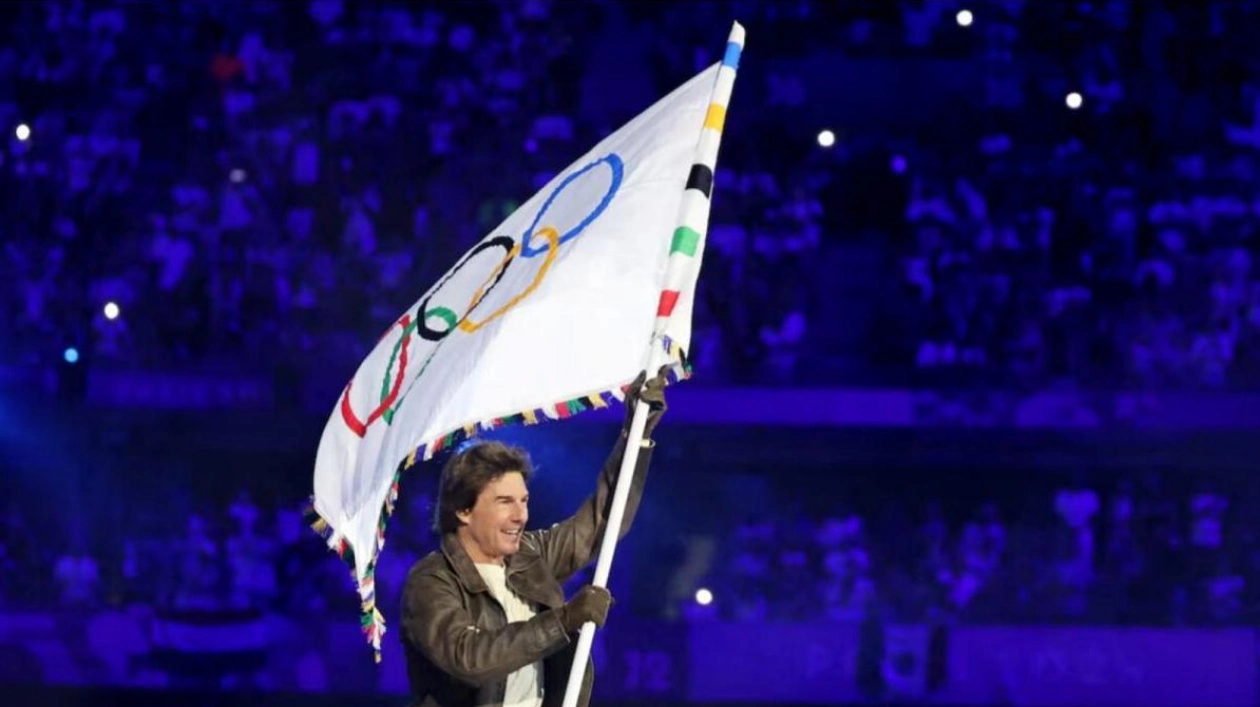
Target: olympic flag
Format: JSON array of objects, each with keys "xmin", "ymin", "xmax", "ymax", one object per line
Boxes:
[{"xmin": 309, "ymin": 22, "xmax": 745, "ymax": 662}]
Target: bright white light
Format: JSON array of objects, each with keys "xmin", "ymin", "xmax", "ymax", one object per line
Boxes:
[
  {"xmin": 1065, "ymin": 92, "xmax": 1083, "ymax": 110},
  {"xmin": 817, "ymin": 130, "xmax": 836, "ymax": 148},
  {"xmin": 695, "ymin": 588, "xmax": 713, "ymax": 606},
  {"xmin": 229, "ymin": 168, "xmax": 246, "ymax": 183},
  {"xmin": 103, "ymin": 302, "xmax": 120, "ymax": 320},
  {"xmin": 15, "ymin": 124, "xmax": 30, "ymax": 141},
  {"xmin": 957, "ymin": 9, "xmax": 973, "ymax": 27}
]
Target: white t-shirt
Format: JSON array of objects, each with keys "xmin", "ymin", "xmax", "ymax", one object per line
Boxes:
[{"xmin": 475, "ymin": 563, "xmax": 544, "ymax": 707}]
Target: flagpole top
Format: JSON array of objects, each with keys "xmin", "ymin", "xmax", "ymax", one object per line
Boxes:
[{"xmin": 729, "ymin": 21, "xmax": 746, "ymax": 46}]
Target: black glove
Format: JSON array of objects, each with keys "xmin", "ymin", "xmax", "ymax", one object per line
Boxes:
[
  {"xmin": 559, "ymin": 585, "xmax": 613, "ymax": 633},
  {"xmin": 623, "ymin": 365, "xmax": 670, "ymax": 439}
]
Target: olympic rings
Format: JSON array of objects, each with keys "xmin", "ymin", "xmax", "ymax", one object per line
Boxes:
[
  {"xmin": 459, "ymin": 226, "xmax": 559, "ymax": 333},
  {"xmin": 341, "ymin": 314, "xmax": 414, "ymax": 438},
  {"xmin": 339, "ymin": 152, "xmax": 624, "ymax": 437},
  {"xmin": 519, "ymin": 154, "xmax": 623, "ymax": 258},
  {"xmin": 414, "ymin": 236, "xmax": 516, "ymax": 341}
]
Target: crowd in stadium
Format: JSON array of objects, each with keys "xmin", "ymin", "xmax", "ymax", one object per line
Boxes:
[{"xmin": 3, "ymin": 0, "xmax": 1260, "ymax": 630}]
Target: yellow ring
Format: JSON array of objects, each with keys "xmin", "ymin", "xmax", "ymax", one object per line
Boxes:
[{"xmin": 458, "ymin": 226, "xmax": 560, "ymax": 333}]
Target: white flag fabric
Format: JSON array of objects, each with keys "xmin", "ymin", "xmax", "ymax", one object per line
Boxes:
[{"xmin": 309, "ymin": 35, "xmax": 742, "ymax": 658}]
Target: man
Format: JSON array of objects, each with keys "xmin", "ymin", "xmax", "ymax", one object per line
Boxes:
[{"xmin": 401, "ymin": 367, "xmax": 670, "ymax": 707}]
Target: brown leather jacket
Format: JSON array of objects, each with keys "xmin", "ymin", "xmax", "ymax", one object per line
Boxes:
[{"xmin": 400, "ymin": 431, "xmax": 653, "ymax": 707}]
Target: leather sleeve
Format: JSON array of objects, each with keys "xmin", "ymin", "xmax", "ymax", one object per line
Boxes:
[
  {"xmin": 529, "ymin": 431, "xmax": 653, "ymax": 584},
  {"xmin": 401, "ymin": 568, "xmax": 570, "ymax": 687}
]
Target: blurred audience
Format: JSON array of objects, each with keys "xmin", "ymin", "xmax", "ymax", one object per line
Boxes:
[
  {"xmin": 2, "ymin": 0, "xmax": 1260, "ymax": 636},
  {"xmin": 1, "ymin": 1, "xmax": 1257, "ymax": 389}
]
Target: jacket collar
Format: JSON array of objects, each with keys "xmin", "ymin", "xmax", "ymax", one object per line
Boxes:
[{"xmin": 441, "ymin": 531, "xmax": 521, "ymax": 595}]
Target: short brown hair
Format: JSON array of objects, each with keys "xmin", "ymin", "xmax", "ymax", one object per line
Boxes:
[{"xmin": 434, "ymin": 440, "xmax": 533, "ymax": 534}]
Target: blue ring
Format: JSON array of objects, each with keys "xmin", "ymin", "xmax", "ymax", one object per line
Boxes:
[{"xmin": 519, "ymin": 153, "xmax": 624, "ymax": 258}]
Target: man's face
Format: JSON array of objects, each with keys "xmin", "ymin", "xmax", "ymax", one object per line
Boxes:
[{"xmin": 456, "ymin": 472, "xmax": 529, "ymax": 564}]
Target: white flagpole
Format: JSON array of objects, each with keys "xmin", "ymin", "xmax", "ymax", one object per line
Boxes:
[{"xmin": 559, "ymin": 21, "xmax": 745, "ymax": 707}]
